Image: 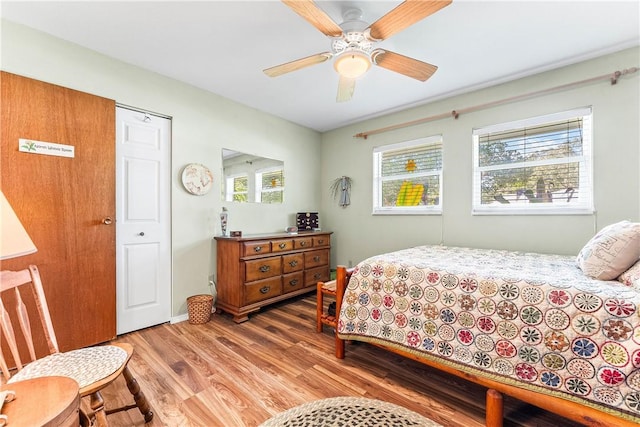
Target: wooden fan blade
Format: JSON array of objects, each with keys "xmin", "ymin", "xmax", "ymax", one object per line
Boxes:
[
  {"xmin": 336, "ymin": 76, "xmax": 356, "ymax": 102},
  {"xmin": 282, "ymin": 0, "xmax": 343, "ymax": 37},
  {"xmin": 371, "ymin": 49, "xmax": 437, "ymax": 81},
  {"xmin": 264, "ymin": 52, "xmax": 332, "ymax": 77},
  {"xmin": 368, "ymin": 0, "xmax": 452, "ymax": 41}
]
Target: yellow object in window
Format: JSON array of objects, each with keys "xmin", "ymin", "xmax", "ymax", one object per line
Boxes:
[{"xmin": 396, "ymin": 181, "xmax": 424, "ymax": 206}]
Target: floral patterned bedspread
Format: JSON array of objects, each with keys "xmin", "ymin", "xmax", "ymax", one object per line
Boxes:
[{"xmin": 337, "ymin": 245, "xmax": 640, "ymax": 421}]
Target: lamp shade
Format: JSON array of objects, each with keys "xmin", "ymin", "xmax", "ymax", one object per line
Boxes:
[
  {"xmin": 334, "ymin": 51, "xmax": 371, "ymax": 79},
  {"xmin": 1, "ymin": 191, "xmax": 37, "ymax": 260}
]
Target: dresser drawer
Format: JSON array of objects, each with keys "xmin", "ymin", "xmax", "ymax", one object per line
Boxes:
[
  {"xmin": 305, "ymin": 266, "xmax": 330, "ymax": 286},
  {"xmin": 282, "ymin": 271, "xmax": 304, "ymax": 293},
  {"xmin": 282, "ymin": 253, "xmax": 304, "ymax": 273},
  {"xmin": 304, "ymin": 249, "xmax": 329, "ymax": 268},
  {"xmin": 244, "ymin": 276, "xmax": 282, "ymax": 304},
  {"xmin": 313, "ymin": 235, "xmax": 330, "ymax": 247},
  {"xmin": 294, "ymin": 237, "xmax": 313, "ymax": 249},
  {"xmin": 243, "ymin": 240, "xmax": 271, "ymax": 256},
  {"xmin": 245, "ymin": 257, "xmax": 281, "ymax": 282},
  {"xmin": 272, "ymin": 239, "xmax": 294, "ymax": 252}
]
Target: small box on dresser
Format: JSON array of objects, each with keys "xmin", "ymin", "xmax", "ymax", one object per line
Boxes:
[{"xmin": 215, "ymin": 231, "xmax": 332, "ymax": 322}]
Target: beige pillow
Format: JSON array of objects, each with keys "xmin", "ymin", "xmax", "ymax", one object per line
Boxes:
[
  {"xmin": 576, "ymin": 221, "xmax": 640, "ymax": 280},
  {"xmin": 618, "ymin": 260, "xmax": 640, "ymax": 287}
]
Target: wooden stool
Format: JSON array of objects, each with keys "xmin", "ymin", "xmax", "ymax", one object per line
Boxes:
[
  {"xmin": 316, "ymin": 266, "xmax": 351, "ymax": 358},
  {"xmin": 316, "ymin": 279, "xmax": 338, "ymax": 333}
]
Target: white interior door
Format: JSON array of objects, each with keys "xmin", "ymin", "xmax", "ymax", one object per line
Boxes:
[{"xmin": 116, "ymin": 106, "xmax": 171, "ymax": 334}]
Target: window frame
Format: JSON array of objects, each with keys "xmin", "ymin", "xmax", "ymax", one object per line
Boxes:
[
  {"xmin": 471, "ymin": 107, "xmax": 594, "ymax": 215},
  {"xmin": 372, "ymin": 135, "xmax": 443, "ymax": 215}
]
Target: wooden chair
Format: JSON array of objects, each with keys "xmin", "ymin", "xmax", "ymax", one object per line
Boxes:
[{"xmin": 0, "ymin": 265, "xmax": 153, "ymax": 426}]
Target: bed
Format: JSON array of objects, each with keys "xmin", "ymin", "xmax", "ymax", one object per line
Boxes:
[{"xmin": 334, "ymin": 223, "xmax": 640, "ymax": 427}]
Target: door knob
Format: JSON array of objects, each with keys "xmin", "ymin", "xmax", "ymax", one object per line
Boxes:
[
  {"xmin": 102, "ymin": 217, "xmax": 113, "ymax": 225},
  {"xmin": 138, "ymin": 232, "xmax": 145, "ymax": 236}
]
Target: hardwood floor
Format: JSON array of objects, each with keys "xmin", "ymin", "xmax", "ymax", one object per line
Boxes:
[{"xmin": 101, "ymin": 294, "xmax": 584, "ymax": 426}]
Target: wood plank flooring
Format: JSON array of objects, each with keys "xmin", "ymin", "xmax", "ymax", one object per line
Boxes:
[{"xmin": 101, "ymin": 294, "xmax": 584, "ymax": 426}]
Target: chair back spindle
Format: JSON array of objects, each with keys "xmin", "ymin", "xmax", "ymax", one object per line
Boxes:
[{"xmin": 15, "ymin": 286, "xmax": 37, "ymax": 362}]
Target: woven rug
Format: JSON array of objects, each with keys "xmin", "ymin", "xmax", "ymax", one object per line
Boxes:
[{"xmin": 259, "ymin": 396, "xmax": 443, "ymax": 427}]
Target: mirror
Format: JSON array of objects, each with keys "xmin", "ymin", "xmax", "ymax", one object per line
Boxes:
[{"xmin": 222, "ymin": 149, "xmax": 284, "ymax": 203}]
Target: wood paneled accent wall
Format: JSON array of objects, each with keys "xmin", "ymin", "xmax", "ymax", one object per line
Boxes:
[{"xmin": 1, "ymin": 72, "xmax": 116, "ymax": 351}]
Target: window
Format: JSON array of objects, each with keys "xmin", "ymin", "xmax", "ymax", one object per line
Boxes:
[
  {"xmin": 472, "ymin": 107, "xmax": 593, "ymax": 214},
  {"xmin": 373, "ymin": 136, "xmax": 443, "ymax": 215},
  {"xmin": 256, "ymin": 167, "xmax": 284, "ymax": 204},
  {"xmin": 225, "ymin": 174, "xmax": 248, "ymax": 202}
]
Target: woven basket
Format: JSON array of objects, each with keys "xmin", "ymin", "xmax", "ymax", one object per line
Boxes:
[{"xmin": 187, "ymin": 294, "xmax": 214, "ymax": 324}]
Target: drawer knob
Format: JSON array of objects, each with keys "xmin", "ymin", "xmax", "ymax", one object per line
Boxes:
[
  {"xmin": 279, "ymin": 242, "xmax": 286, "ymax": 249},
  {"xmin": 259, "ymin": 265, "xmax": 271, "ymax": 273},
  {"xmin": 318, "ymin": 239, "xmax": 324, "ymax": 244},
  {"xmin": 254, "ymin": 246, "xmax": 263, "ymax": 252},
  {"xmin": 260, "ymin": 286, "xmax": 270, "ymax": 294},
  {"xmin": 289, "ymin": 260, "xmax": 298, "ymax": 267},
  {"xmin": 289, "ymin": 279, "xmax": 298, "ymax": 286},
  {"xmin": 313, "ymin": 256, "xmax": 320, "ymax": 262},
  {"xmin": 314, "ymin": 273, "xmax": 321, "ymax": 280},
  {"xmin": 300, "ymin": 241, "xmax": 307, "ymax": 246}
]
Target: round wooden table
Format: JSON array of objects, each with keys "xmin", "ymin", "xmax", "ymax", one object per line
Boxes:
[{"xmin": 1, "ymin": 376, "xmax": 79, "ymax": 426}]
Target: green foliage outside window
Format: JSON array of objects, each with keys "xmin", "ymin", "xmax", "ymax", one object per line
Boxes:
[{"xmin": 232, "ymin": 176, "xmax": 248, "ymax": 202}]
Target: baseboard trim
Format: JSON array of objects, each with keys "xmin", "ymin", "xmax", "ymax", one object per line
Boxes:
[{"xmin": 171, "ymin": 313, "xmax": 189, "ymax": 324}]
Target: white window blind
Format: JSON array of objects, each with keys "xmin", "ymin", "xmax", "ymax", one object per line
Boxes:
[
  {"xmin": 373, "ymin": 135, "xmax": 443, "ymax": 215},
  {"xmin": 256, "ymin": 167, "xmax": 284, "ymax": 204},
  {"xmin": 472, "ymin": 107, "xmax": 593, "ymax": 215}
]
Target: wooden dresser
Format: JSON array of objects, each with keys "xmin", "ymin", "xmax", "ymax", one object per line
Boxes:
[{"xmin": 215, "ymin": 231, "xmax": 332, "ymax": 322}]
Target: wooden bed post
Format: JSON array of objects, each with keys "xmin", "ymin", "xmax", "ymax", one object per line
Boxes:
[
  {"xmin": 335, "ymin": 265, "xmax": 348, "ymax": 359},
  {"xmin": 486, "ymin": 389, "xmax": 504, "ymax": 427}
]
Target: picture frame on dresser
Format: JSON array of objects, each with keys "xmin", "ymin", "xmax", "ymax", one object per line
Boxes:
[{"xmin": 214, "ymin": 231, "xmax": 331, "ymax": 322}]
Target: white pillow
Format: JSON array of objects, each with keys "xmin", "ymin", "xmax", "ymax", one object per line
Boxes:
[{"xmin": 576, "ymin": 221, "xmax": 640, "ymax": 280}]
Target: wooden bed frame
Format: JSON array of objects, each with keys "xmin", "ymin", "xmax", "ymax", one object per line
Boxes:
[{"xmin": 331, "ymin": 265, "xmax": 639, "ymax": 427}]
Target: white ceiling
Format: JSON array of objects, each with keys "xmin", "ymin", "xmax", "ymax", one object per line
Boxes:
[{"xmin": 1, "ymin": 1, "xmax": 638, "ymax": 132}]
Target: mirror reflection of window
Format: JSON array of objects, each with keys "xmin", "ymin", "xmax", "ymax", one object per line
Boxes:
[
  {"xmin": 226, "ymin": 174, "xmax": 248, "ymax": 202},
  {"xmin": 222, "ymin": 149, "xmax": 284, "ymax": 203},
  {"xmin": 256, "ymin": 167, "xmax": 284, "ymax": 203}
]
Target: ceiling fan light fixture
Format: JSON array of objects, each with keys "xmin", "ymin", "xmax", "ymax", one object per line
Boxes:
[{"xmin": 333, "ymin": 51, "xmax": 371, "ymax": 79}]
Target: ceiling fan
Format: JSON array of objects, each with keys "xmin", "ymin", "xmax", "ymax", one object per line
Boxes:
[{"xmin": 263, "ymin": 0, "xmax": 452, "ymax": 102}]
